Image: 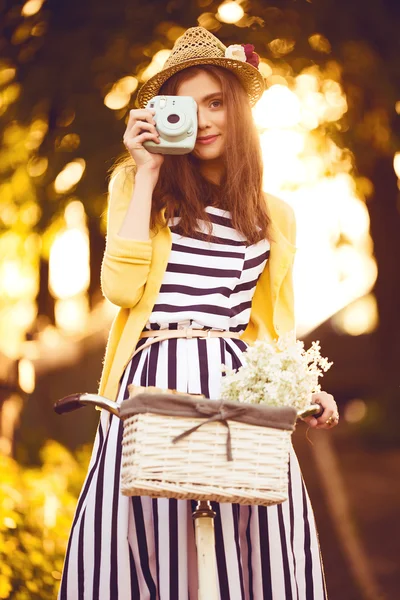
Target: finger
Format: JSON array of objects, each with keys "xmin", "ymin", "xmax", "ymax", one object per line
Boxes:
[
  {"xmin": 318, "ymin": 410, "xmax": 339, "ymax": 429},
  {"xmin": 124, "ymin": 124, "xmax": 159, "ymax": 149},
  {"xmin": 137, "ymin": 122, "xmax": 159, "ymax": 137},
  {"xmin": 127, "ymin": 109, "xmax": 156, "ymax": 129},
  {"xmin": 125, "ymin": 118, "xmax": 156, "ymax": 139},
  {"xmin": 125, "ymin": 131, "xmax": 160, "ymax": 149},
  {"xmin": 129, "ymin": 108, "xmax": 156, "ymax": 119},
  {"xmin": 317, "ymin": 407, "xmax": 334, "ymax": 426},
  {"xmin": 125, "ymin": 121, "xmax": 158, "ymax": 146},
  {"xmin": 135, "ymin": 131, "xmax": 160, "ymax": 144},
  {"xmin": 130, "ymin": 121, "xmax": 158, "ymax": 138},
  {"xmin": 312, "ymin": 392, "xmax": 331, "ymax": 405},
  {"xmin": 303, "ymin": 415, "xmax": 318, "ymax": 428}
]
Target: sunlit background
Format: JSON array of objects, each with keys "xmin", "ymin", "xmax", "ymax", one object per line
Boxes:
[{"xmin": 1, "ymin": 1, "xmax": 399, "ymax": 598}]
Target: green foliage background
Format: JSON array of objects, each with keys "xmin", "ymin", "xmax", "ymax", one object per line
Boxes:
[{"xmin": 0, "ymin": 441, "xmax": 91, "ymax": 599}]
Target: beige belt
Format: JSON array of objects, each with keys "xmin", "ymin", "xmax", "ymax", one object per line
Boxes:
[{"xmin": 129, "ymin": 328, "xmax": 241, "ymax": 361}]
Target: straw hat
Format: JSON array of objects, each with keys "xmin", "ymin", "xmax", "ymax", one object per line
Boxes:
[{"xmin": 136, "ymin": 26, "xmax": 265, "ymax": 108}]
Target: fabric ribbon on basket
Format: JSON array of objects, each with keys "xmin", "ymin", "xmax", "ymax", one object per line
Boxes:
[
  {"xmin": 172, "ymin": 402, "xmax": 248, "ymax": 461},
  {"xmin": 119, "ymin": 390, "xmax": 298, "ymax": 462}
]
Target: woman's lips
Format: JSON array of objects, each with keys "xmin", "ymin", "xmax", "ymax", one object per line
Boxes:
[{"xmin": 196, "ymin": 135, "xmax": 219, "ymax": 145}]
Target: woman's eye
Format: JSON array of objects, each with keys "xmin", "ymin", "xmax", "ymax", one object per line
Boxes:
[{"xmin": 210, "ymin": 100, "xmax": 222, "ymax": 108}]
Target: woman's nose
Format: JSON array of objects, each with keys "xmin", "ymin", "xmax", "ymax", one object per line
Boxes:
[{"xmin": 197, "ymin": 109, "xmax": 210, "ymax": 130}]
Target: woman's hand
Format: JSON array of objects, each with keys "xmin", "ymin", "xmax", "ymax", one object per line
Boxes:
[
  {"xmin": 302, "ymin": 391, "xmax": 339, "ymax": 430},
  {"xmin": 123, "ymin": 108, "xmax": 164, "ymax": 175}
]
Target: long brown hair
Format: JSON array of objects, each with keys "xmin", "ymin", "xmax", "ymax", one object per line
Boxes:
[{"xmin": 111, "ymin": 65, "xmax": 270, "ymax": 244}]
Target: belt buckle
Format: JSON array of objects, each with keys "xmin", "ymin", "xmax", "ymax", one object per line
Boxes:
[{"xmin": 177, "ymin": 320, "xmax": 193, "ymax": 339}]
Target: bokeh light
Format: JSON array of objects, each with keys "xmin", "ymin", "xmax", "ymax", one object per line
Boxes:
[
  {"xmin": 104, "ymin": 76, "xmax": 138, "ymax": 111},
  {"xmin": 64, "ymin": 199, "xmax": 85, "ymax": 228},
  {"xmin": 26, "ymin": 117, "xmax": 49, "ymax": 150},
  {"xmin": 116, "ymin": 76, "xmax": 138, "ymax": 94},
  {"xmin": 12, "ymin": 23, "xmax": 32, "ymax": 45},
  {"xmin": 54, "ymin": 159, "xmax": 86, "ymax": 193},
  {"xmin": 393, "ymin": 152, "xmax": 400, "ymax": 178},
  {"xmin": 217, "ymin": 1, "xmax": 244, "ymax": 24},
  {"xmin": 268, "ymin": 38, "xmax": 296, "ymax": 57},
  {"xmin": 332, "ymin": 294, "xmax": 379, "ymax": 336},
  {"xmin": 254, "ymin": 85, "xmax": 301, "ymax": 128},
  {"xmin": 252, "ymin": 67, "xmax": 377, "ymax": 335},
  {"xmin": 49, "ymin": 228, "xmax": 90, "ymax": 299},
  {"xmin": 1, "ymin": 260, "xmax": 37, "ymax": 300},
  {"xmin": 48, "ymin": 200, "xmax": 90, "ymax": 308},
  {"xmin": 1, "ymin": 83, "xmax": 21, "ymax": 107},
  {"xmin": 55, "ymin": 133, "xmax": 81, "ymax": 151},
  {"xmin": 22, "ymin": 0, "xmax": 45, "ymax": 17},
  {"xmin": 0, "ymin": 67, "xmax": 16, "ymax": 86},
  {"xmin": 139, "ymin": 49, "xmax": 171, "ymax": 82},
  {"xmin": 258, "ymin": 60, "xmax": 273, "ymax": 79},
  {"xmin": 18, "ymin": 358, "xmax": 36, "ymax": 394},
  {"xmin": 197, "ymin": 13, "xmax": 221, "ymax": 32},
  {"xmin": 54, "ymin": 295, "xmax": 89, "ymax": 334},
  {"xmin": 308, "ymin": 33, "xmax": 332, "ymax": 54},
  {"xmin": 27, "ymin": 156, "xmax": 48, "ymax": 177},
  {"xmin": 344, "ymin": 398, "xmax": 368, "ymax": 423}
]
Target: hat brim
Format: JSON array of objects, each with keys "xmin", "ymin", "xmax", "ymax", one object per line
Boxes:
[{"xmin": 136, "ymin": 57, "xmax": 265, "ymax": 108}]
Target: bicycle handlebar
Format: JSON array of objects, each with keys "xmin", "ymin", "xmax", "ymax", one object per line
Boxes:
[{"xmin": 54, "ymin": 392, "xmax": 324, "ymax": 420}]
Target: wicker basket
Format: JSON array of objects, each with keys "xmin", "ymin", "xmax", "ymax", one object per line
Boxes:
[{"xmin": 118, "ymin": 389, "xmax": 298, "ymax": 506}]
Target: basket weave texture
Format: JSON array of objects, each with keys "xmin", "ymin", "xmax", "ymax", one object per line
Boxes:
[{"xmin": 119, "ymin": 392, "xmax": 297, "ymax": 506}]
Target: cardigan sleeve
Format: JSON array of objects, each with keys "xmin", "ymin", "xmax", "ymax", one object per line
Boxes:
[
  {"xmin": 265, "ymin": 192, "xmax": 297, "ymax": 248},
  {"xmin": 287, "ymin": 202, "xmax": 296, "ymax": 247},
  {"xmin": 280, "ymin": 202, "xmax": 296, "ymax": 334},
  {"xmin": 266, "ymin": 192, "xmax": 297, "ymax": 336},
  {"xmin": 100, "ymin": 169, "xmax": 153, "ymax": 308}
]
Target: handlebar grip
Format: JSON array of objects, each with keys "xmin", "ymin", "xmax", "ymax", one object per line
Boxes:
[
  {"xmin": 54, "ymin": 393, "xmax": 120, "ymax": 416},
  {"xmin": 297, "ymin": 403, "xmax": 325, "ymax": 420},
  {"xmin": 54, "ymin": 393, "xmax": 88, "ymax": 414},
  {"xmin": 313, "ymin": 405, "xmax": 325, "ymax": 419}
]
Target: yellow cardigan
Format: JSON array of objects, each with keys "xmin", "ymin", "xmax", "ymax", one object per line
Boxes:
[{"xmin": 98, "ymin": 171, "xmax": 297, "ymax": 401}]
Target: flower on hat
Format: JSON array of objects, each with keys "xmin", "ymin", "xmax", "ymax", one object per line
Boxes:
[
  {"xmin": 241, "ymin": 43, "xmax": 260, "ymax": 69},
  {"xmin": 225, "ymin": 43, "xmax": 260, "ymax": 70},
  {"xmin": 225, "ymin": 44, "xmax": 246, "ymax": 62}
]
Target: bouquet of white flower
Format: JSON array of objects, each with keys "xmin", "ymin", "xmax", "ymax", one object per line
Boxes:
[{"xmin": 220, "ymin": 333, "xmax": 333, "ymax": 411}]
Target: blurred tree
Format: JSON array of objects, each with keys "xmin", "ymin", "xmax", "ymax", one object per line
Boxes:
[{"xmin": 0, "ymin": 440, "xmax": 91, "ymax": 599}]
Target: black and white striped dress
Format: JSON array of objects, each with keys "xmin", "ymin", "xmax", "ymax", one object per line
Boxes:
[{"xmin": 59, "ymin": 207, "xmax": 327, "ymax": 600}]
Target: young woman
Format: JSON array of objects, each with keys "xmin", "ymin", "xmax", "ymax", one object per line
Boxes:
[{"xmin": 59, "ymin": 26, "xmax": 338, "ymax": 600}]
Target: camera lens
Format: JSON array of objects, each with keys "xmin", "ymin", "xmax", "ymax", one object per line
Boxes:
[{"xmin": 167, "ymin": 114, "xmax": 180, "ymax": 124}]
